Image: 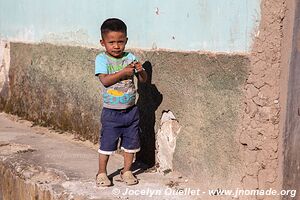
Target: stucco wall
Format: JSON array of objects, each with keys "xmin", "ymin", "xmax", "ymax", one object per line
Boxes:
[{"xmin": 0, "ymin": 0, "xmax": 260, "ymax": 52}]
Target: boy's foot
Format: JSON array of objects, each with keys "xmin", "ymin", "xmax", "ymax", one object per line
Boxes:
[
  {"xmin": 120, "ymin": 171, "xmax": 138, "ymax": 185},
  {"xmin": 96, "ymin": 173, "xmax": 112, "ymax": 187}
]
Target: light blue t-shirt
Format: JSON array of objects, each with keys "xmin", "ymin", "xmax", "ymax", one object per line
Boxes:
[{"xmin": 95, "ymin": 52, "xmax": 137, "ymax": 109}]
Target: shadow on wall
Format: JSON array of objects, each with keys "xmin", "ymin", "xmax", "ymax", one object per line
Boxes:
[{"xmin": 136, "ymin": 61, "xmax": 163, "ymax": 167}]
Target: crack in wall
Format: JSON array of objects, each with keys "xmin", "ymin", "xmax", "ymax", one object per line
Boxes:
[{"xmin": 239, "ymin": 0, "xmax": 286, "ymax": 199}]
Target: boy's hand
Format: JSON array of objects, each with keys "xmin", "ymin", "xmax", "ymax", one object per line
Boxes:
[
  {"xmin": 133, "ymin": 61, "xmax": 145, "ymax": 73},
  {"xmin": 121, "ymin": 63, "xmax": 135, "ymax": 79},
  {"xmin": 133, "ymin": 61, "xmax": 147, "ymax": 83}
]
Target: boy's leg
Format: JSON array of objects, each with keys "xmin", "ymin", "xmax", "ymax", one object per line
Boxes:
[
  {"xmin": 121, "ymin": 106, "xmax": 140, "ymax": 173},
  {"xmin": 120, "ymin": 151, "xmax": 138, "ymax": 185},
  {"xmin": 97, "ymin": 108, "xmax": 119, "ymax": 174},
  {"xmin": 96, "ymin": 153, "xmax": 111, "ymax": 187},
  {"xmin": 98, "ymin": 153, "xmax": 109, "ymax": 174},
  {"xmin": 118, "ymin": 106, "xmax": 140, "ymax": 185},
  {"xmin": 123, "ymin": 152, "xmax": 134, "ymax": 172}
]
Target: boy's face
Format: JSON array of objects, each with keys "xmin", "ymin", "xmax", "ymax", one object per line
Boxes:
[{"xmin": 100, "ymin": 31, "xmax": 128, "ymax": 58}]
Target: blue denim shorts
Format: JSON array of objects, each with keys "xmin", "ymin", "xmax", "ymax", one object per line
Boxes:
[{"xmin": 98, "ymin": 105, "xmax": 140, "ymax": 155}]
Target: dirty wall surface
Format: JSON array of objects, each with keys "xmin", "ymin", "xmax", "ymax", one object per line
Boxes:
[
  {"xmin": 0, "ymin": 42, "xmax": 249, "ymax": 189},
  {"xmin": 2, "ymin": 43, "xmax": 101, "ymax": 143}
]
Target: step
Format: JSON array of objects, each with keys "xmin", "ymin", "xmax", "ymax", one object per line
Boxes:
[{"xmin": 0, "ymin": 112, "xmax": 205, "ymax": 200}]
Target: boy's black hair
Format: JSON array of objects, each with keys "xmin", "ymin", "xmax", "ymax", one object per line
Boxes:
[{"xmin": 101, "ymin": 18, "xmax": 127, "ymax": 38}]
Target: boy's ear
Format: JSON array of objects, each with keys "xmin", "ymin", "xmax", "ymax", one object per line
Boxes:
[
  {"xmin": 125, "ymin": 37, "xmax": 128, "ymax": 44},
  {"xmin": 100, "ymin": 39, "xmax": 104, "ymax": 47}
]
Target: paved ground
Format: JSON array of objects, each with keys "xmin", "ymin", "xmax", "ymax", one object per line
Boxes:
[{"xmin": 0, "ymin": 112, "xmax": 220, "ymax": 200}]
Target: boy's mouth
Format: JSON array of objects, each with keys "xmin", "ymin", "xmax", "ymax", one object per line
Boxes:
[
  {"xmin": 112, "ymin": 51, "xmax": 122, "ymax": 55},
  {"xmin": 110, "ymin": 51, "xmax": 123, "ymax": 58}
]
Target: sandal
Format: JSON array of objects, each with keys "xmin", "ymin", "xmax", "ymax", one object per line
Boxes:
[
  {"xmin": 96, "ymin": 173, "xmax": 111, "ymax": 187},
  {"xmin": 120, "ymin": 171, "xmax": 138, "ymax": 185}
]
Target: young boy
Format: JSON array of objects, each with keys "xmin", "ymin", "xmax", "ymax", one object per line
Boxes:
[{"xmin": 95, "ymin": 18, "xmax": 147, "ymax": 186}]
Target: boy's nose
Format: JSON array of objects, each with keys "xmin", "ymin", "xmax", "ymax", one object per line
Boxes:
[{"xmin": 114, "ymin": 44, "xmax": 120, "ymax": 49}]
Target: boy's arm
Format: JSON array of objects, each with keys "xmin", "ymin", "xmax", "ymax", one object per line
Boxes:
[
  {"xmin": 134, "ymin": 62, "xmax": 147, "ymax": 83},
  {"xmin": 98, "ymin": 64, "xmax": 135, "ymax": 87}
]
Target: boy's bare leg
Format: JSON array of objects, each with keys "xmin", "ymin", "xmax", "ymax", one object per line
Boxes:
[
  {"xmin": 98, "ymin": 153, "xmax": 109, "ymax": 174},
  {"xmin": 123, "ymin": 152, "xmax": 134, "ymax": 172}
]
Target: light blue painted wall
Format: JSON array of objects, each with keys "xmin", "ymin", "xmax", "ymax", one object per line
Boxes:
[{"xmin": 0, "ymin": 0, "xmax": 261, "ymax": 52}]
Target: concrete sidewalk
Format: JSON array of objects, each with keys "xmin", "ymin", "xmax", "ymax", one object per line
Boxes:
[{"xmin": 0, "ymin": 112, "xmax": 219, "ymax": 200}]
